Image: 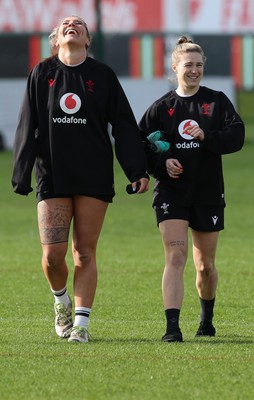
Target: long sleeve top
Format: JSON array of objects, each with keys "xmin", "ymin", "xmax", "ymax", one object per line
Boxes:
[
  {"xmin": 12, "ymin": 56, "xmax": 148, "ymax": 198},
  {"xmin": 139, "ymin": 86, "xmax": 245, "ymax": 206}
]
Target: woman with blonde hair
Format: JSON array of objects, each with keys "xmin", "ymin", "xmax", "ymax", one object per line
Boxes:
[
  {"xmin": 139, "ymin": 36, "xmax": 244, "ymax": 342},
  {"xmin": 12, "ymin": 16, "xmax": 149, "ymax": 343}
]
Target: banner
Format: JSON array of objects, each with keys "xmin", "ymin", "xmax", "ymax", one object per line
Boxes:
[
  {"xmin": 0, "ymin": 0, "xmax": 253, "ymax": 33},
  {"xmin": 0, "ymin": 0, "xmax": 95, "ymax": 31},
  {"xmin": 0, "ymin": 0, "xmax": 162, "ymax": 32},
  {"xmin": 164, "ymin": 0, "xmax": 254, "ymax": 33}
]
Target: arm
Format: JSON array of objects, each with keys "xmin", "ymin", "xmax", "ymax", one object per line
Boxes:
[
  {"xmin": 108, "ymin": 70, "xmax": 149, "ymax": 189},
  {"xmin": 12, "ymin": 70, "xmax": 38, "ymax": 195},
  {"xmin": 201, "ymin": 93, "xmax": 245, "ymax": 155}
]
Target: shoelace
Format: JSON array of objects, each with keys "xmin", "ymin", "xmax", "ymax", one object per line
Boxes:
[
  {"xmin": 71, "ymin": 326, "xmax": 85, "ymax": 335},
  {"xmin": 70, "ymin": 326, "xmax": 92, "ymax": 340}
]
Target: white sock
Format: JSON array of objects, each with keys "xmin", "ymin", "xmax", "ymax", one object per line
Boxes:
[
  {"xmin": 74, "ymin": 307, "xmax": 91, "ymax": 329},
  {"xmin": 51, "ymin": 286, "xmax": 70, "ymax": 307}
]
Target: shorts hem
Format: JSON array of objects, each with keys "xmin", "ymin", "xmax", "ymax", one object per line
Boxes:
[{"xmin": 37, "ymin": 192, "xmax": 113, "ymax": 203}]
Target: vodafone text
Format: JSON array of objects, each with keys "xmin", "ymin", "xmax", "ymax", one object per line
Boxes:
[
  {"xmin": 175, "ymin": 142, "xmax": 200, "ymax": 149},
  {"xmin": 52, "ymin": 116, "xmax": 87, "ymax": 124}
]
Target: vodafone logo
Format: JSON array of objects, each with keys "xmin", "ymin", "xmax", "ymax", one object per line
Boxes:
[
  {"xmin": 60, "ymin": 93, "xmax": 81, "ymax": 114},
  {"xmin": 178, "ymin": 119, "xmax": 199, "ymax": 140},
  {"xmin": 53, "ymin": 92, "xmax": 86, "ymax": 125}
]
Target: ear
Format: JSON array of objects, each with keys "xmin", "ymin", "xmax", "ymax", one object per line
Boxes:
[{"xmin": 172, "ymin": 63, "xmax": 177, "ymax": 73}]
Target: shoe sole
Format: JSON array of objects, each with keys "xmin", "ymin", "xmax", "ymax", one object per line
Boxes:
[
  {"xmin": 68, "ymin": 337, "xmax": 89, "ymax": 343},
  {"xmin": 162, "ymin": 333, "xmax": 183, "ymax": 343},
  {"xmin": 195, "ymin": 327, "xmax": 216, "ymax": 337}
]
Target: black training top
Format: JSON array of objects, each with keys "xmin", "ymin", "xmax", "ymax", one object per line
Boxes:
[
  {"xmin": 12, "ymin": 56, "xmax": 148, "ymax": 198},
  {"xmin": 139, "ymin": 86, "xmax": 245, "ymax": 207}
]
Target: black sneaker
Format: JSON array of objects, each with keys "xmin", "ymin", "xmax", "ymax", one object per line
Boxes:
[
  {"xmin": 162, "ymin": 328, "xmax": 183, "ymax": 343},
  {"xmin": 195, "ymin": 321, "xmax": 216, "ymax": 337}
]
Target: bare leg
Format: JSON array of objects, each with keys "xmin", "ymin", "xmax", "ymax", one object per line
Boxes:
[
  {"xmin": 192, "ymin": 229, "xmax": 219, "ymax": 336},
  {"xmin": 72, "ymin": 196, "xmax": 108, "ymax": 308},
  {"xmin": 159, "ymin": 219, "xmax": 189, "ymax": 310},
  {"xmin": 38, "ymin": 198, "xmax": 74, "ymax": 338},
  {"xmin": 192, "ymin": 230, "xmax": 219, "ymax": 300},
  {"xmin": 37, "ymin": 198, "xmax": 73, "ymax": 290},
  {"xmin": 159, "ymin": 219, "xmax": 189, "ymax": 341}
]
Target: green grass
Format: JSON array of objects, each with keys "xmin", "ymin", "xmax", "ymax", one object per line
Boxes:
[{"xmin": 0, "ymin": 91, "xmax": 253, "ymax": 399}]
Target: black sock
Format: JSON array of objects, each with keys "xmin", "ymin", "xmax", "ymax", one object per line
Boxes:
[
  {"xmin": 165, "ymin": 308, "xmax": 180, "ymax": 332},
  {"xmin": 199, "ymin": 297, "xmax": 215, "ymax": 324}
]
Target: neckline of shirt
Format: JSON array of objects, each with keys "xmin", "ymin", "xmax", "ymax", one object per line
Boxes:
[
  {"xmin": 175, "ymin": 88, "xmax": 193, "ymax": 97},
  {"xmin": 174, "ymin": 87, "xmax": 201, "ymax": 98},
  {"xmin": 57, "ymin": 57, "xmax": 86, "ymax": 67}
]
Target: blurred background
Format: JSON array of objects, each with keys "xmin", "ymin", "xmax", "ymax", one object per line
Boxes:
[{"xmin": 0, "ymin": 0, "xmax": 253, "ymax": 149}]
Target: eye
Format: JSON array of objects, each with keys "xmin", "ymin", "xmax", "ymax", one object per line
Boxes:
[{"xmin": 61, "ymin": 20, "xmax": 83, "ymax": 26}]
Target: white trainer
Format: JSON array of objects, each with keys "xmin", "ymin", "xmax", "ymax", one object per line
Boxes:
[
  {"xmin": 54, "ymin": 298, "xmax": 73, "ymax": 338},
  {"xmin": 68, "ymin": 326, "xmax": 90, "ymax": 343}
]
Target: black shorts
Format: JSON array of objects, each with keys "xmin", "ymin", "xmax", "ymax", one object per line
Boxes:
[
  {"xmin": 154, "ymin": 201, "xmax": 224, "ymax": 232},
  {"xmin": 37, "ymin": 191, "xmax": 113, "ymax": 203}
]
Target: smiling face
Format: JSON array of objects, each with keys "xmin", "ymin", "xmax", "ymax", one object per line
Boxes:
[
  {"xmin": 55, "ymin": 16, "xmax": 90, "ymax": 50},
  {"xmin": 172, "ymin": 52, "xmax": 204, "ymax": 95}
]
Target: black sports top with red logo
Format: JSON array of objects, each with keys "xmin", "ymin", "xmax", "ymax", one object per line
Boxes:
[
  {"xmin": 12, "ymin": 56, "xmax": 148, "ymax": 198},
  {"xmin": 139, "ymin": 86, "xmax": 245, "ymax": 207}
]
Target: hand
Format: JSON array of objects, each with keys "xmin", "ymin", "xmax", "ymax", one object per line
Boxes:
[
  {"xmin": 166, "ymin": 158, "xmax": 183, "ymax": 179},
  {"xmin": 184, "ymin": 125, "xmax": 205, "ymax": 141},
  {"xmin": 133, "ymin": 177, "xmax": 149, "ymax": 194}
]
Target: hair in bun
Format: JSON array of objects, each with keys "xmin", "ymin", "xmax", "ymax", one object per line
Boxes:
[{"xmin": 172, "ymin": 35, "xmax": 207, "ymax": 64}]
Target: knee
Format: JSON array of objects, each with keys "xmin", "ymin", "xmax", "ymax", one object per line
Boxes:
[
  {"xmin": 72, "ymin": 246, "xmax": 94, "ymax": 267},
  {"xmin": 43, "ymin": 248, "xmax": 65, "ymax": 268},
  {"xmin": 196, "ymin": 260, "xmax": 216, "ymax": 277},
  {"xmin": 167, "ymin": 250, "xmax": 187, "ymax": 271}
]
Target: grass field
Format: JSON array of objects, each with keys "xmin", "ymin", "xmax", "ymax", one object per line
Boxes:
[{"xmin": 0, "ymin": 91, "xmax": 253, "ymax": 400}]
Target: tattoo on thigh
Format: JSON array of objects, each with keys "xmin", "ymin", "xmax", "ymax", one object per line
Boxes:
[
  {"xmin": 38, "ymin": 202, "xmax": 71, "ymax": 244},
  {"xmin": 40, "ymin": 227, "xmax": 69, "ymax": 244}
]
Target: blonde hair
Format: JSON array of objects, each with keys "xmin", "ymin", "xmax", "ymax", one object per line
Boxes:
[
  {"xmin": 172, "ymin": 36, "xmax": 207, "ymax": 65},
  {"xmin": 48, "ymin": 28, "xmax": 58, "ymax": 55}
]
